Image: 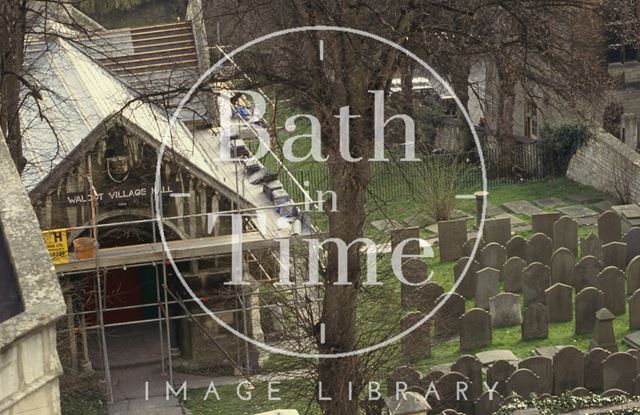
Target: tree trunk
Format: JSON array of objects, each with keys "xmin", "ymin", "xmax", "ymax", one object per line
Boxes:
[
  {"xmin": 452, "ymin": 60, "xmax": 473, "ymax": 152},
  {"xmin": 0, "ymin": 0, "xmax": 27, "ymax": 173},
  {"xmin": 495, "ymin": 60, "xmax": 517, "ymax": 172}
]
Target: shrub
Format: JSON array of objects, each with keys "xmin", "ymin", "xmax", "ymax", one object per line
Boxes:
[
  {"xmin": 417, "ymin": 154, "xmax": 470, "ymax": 222},
  {"xmin": 539, "ymin": 120, "xmax": 593, "ymax": 176}
]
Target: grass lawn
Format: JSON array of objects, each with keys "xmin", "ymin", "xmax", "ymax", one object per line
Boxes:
[{"xmin": 185, "ymin": 177, "xmax": 633, "ymax": 414}]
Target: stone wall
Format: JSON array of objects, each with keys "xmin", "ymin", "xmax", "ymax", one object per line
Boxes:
[
  {"xmin": 0, "ymin": 132, "xmax": 66, "ymax": 415},
  {"xmin": 567, "ymin": 130, "xmax": 640, "ymax": 203}
]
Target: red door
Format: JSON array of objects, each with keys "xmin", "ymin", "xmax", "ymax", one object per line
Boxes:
[{"xmin": 102, "ymin": 268, "xmax": 143, "ymax": 324}]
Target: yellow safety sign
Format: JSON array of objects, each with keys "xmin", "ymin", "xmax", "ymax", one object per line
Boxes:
[{"xmin": 42, "ymin": 229, "xmax": 69, "ymax": 264}]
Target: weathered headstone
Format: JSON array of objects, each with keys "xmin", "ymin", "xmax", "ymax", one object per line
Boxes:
[
  {"xmin": 438, "ymin": 218, "xmax": 468, "ymax": 262},
  {"xmin": 480, "ymin": 243, "xmax": 507, "ymax": 273},
  {"xmin": 474, "ymin": 391, "xmax": 503, "ymax": 415},
  {"xmin": 387, "ymin": 366, "xmax": 422, "ymax": 396},
  {"xmin": 463, "ymin": 237, "xmax": 485, "ymax": 259},
  {"xmin": 550, "ymin": 247, "xmax": 576, "ymax": 287},
  {"xmin": 596, "ymin": 266, "xmax": 626, "ymax": 316},
  {"xmin": 419, "ymin": 371, "xmax": 444, "ymax": 392},
  {"xmin": 553, "ymin": 216, "xmax": 578, "ymax": 256},
  {"xmin": 603, "ymin": 352, "xmax": 638, "ymax": 394},
  {"xmin": 505, "ymin": 368, "xmax": 542, "ymax": 399},
  {"xmin": 431, "ymin": 372, "xmax": 473, "ymax": 414},
  {"xmin": 434, "ymin": 292, "xmax": 465, "ymax": 339},
  {"xmin": 523, "ymin": 262, "xmax": 551, "ymax": 306},
  {"xmin": 627, "ymin": 256, "xmax": 640, "ymax": 295},
  {"xmin": 392, "ymin": 227, "xmax": 420, "ymax": 254},
  {"xmin": 571, "ymin": 387, "xmax": 590, "ymax": 396},
  {"xmin": 503, "ymin": 256, "xmax": 526, "ymax": 293},
  {"xmin": 503, "ymin": 200, "xmax": 543, "ymax": 217},
  {"xmin": 506, "ymin": 235, "xmax": 527, "ymax": 260},
  {"xmin": 598, "ymin": 210, "xmax": 622, "ymax": 244},
  {"xmin": 590, "ymin": 308, "xmax": 618, "ymax": 353},
  {"xmin": 490, "ymin": 293, "xmax": 522, "ymax": 328},
  {"xmin": 519, "ymin": 356, "xmax": 553, "ymax": 394},
  {"xmin": 602, "ymin": 241, "xmax": 627, "ymax": 270},
  {"xmin": 476, "ymin": 267, "xmax": 500, "ymax": 310},
  {"xmin": 400, "ymin": 259, "xmax": 430, "ymax": 307},
  {"xmin": 487, "ymin": 360, "xmax": 517, "ymax": 397},
  {"xmin": 522, "ymin": 303, "xmax": 549, "ymax": 340},
  {"xmin": 624, "ymin": 227, "xmax": 640, "ymax": 266},
  {"xmin": 575, "ymin": 287, "xmax": 605, "ymax": 335},
  {"xmin": 451, "ymin": 355, "xmax": 483, "ymax": 400},
  {"xmin": 553, "ymin": 346, "xmax": 585, "ymax": 395},
  {"xmin": 545, "ymin": 283, "xmax": 573, "ymax": 323},
  {"xmin": 532, "ymin": 212, "xmax": 561, "ymax": 238},
  {"xmin": 584, "ymin": 348, "xmax": 610, "ymax": 391},
  {"xmin": 453, "ymin": 257, "xmax": 479, "ymax": 300},
  {"xmin": 558, "ymin": 205, "xmax": 598, "ymax": 219},
  {"xmin": 534, "ymin": 198, "xmax": 565, "ymax": 209},
  {"xmin": 415, "ymin": 282, "xmax": 445, "ymax": 314},
  {"xmin": 401, "ymin": 312, "xmax": 431, "ymax": 360},
  {"xmin": 574, "ymin": 255, "xmax": 602, "ymax": 292},
  {"xmin": 580, "ymin": 234, "xmax": 603, "ymax": 260},
  {"xmin": 526, "ymin": 233, "xmax": 553, "ymax": 265},
  {"xmin": 601, "ymin": 388, "xmax": 629, "ymax": 397},
  {"xmin": 630, "ymin": 289, "xmax": 640, "ymax": 331},
  {"xmin": 460, "ymin": 308, "xmax": 492, "ymax": 352},
  {"xmin": 483, "ymin": 217, "xmax": 511, "ymax": 246},
  {"xmin": 385, "ymin": 391, "xmax": 431, "ymax": 415}
]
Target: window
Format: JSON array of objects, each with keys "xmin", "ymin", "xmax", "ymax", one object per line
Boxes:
[{"xmin": 525, "ymin": 101, "xmax": 538, "ymax": 139}]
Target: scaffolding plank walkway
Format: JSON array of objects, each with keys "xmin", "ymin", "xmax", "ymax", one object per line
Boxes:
[{"xmin": 55, "ymin": 231, "xmax": 276, "ymax": 273}]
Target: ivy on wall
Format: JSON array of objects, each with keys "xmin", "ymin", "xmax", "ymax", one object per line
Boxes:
[
  {"xmin": 539, "ymin": 120, "xmax": 593, "ymax": 176},
  {"xmin": 494, "ymin": 392, "xmax": 636, "ymax": 415}
]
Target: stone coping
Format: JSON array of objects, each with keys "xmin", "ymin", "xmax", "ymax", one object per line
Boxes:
[{"xmin": 0, "ymin": 136, "xmax": 65, "ymax": 351}]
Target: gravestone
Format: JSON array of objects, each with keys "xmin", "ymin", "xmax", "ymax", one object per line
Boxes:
[
  {"xmin": 460, "ymin": 308, "xmax": 492, "ymax": 352},
  {"xmin": 519, "ymin": 356, "xmax": 553, "ymax": 394},
  {"xmin": 453, "ymin": 257, "xmax": 479, "ymax": 300},
  {"xmin": 451, "ymin": 355, "xmax": 483, "ymax": 400},
  {"xmin": 401, "ymin": 259, "xmax": 430, "ymax": 307},
  {"xmin": 630, "ymin": 289, "xmax": 640, "ymax": 331},
  {"xmin": 598, "ymin": 210, "xmax": 622, "ymax": 244},
  {"xmin": 550, "ymin": 248, "xmax": 576, "ymax": 287},
  {"xmin": 434, "ymin": 292, "xmax": 465, "ymax": 339},
  {"xmin": 420, "ymin": 371, "xmax": 444, "ymax": 392},
  {"xmin": 503, "ymin": 256, "xmax": 526, "ymax": 293},
  {"xmin": 558, "ymin": 205, "xmax": 598, "ymax": 219},
  {"xmin": 553, "ymin": 216, "xmax": 578, "ymax": 256},
  {"xmin": 476, "ymin": 267, "xmax": 500, "ymax": 310},
  {"xmin": 490, "ymin": 293, "xmax": 522, "ymax": 328},
  {"xmin": 602, "ymin": 242, "xmax": 627, "ymax": 270},
  {"xmin": 590, "ymin": 308, "xmax": 618, "ymax": 353},
  {"xmin": 634, "ymin": 375, "xmax": 640, "ymax": 397},
  {"xmin": 505, "ymin": 369, "xmax": 542, "ymax": 399},
  {"xmin": 438, "ymin": 218, "xmax": 468, "ymax": 262},
  {"xmin": 522, "ymin": 303, "xmax": 549, "ymax": 340},
  {"xmin": 503, "ymin": 200, "xmax": 544, "ymax": 217},
  {"xmin": 624, "ymin": 227, "xmax": 640, "ymax": 266},
  {"xmin": 627, "ymin": 256, "xmax": 640, "ymax": 295},
  {"xmin": 532, "ymin": 212, "xmax": 561, "ymax": 238},
  {"xmin": 574, "ymin": 255, "xmax": 602, "ymax": 292},
  {"xmin": 385, "ymin": 392, "xmax": 430, "ymax": 415},
  {"xmin": 575, "ymin": 287, "xmax": 604, "ymax": 335},
  {"xmin": 603, "ymin": 352, "xmax": 638, "ymax": 394},
  {"xmin": 483, "ymin": 217, "xmax": 511, "ymax": 246},
  {"xmin": 387, "ymin": 366, "xmax": 422, "ymax": 396},
  {"xmin": 545, "ymin": 283, "xmax": 573, "ymax": 323},
  {"xmin": 584, "ymin": 348, "xmax": 610, "ymax": 391},
  {"xmin": 526, "ymin": 233, "xmax": 553, "ymax": 265},
  {"xmin": 580, "ymin": 234, "xmax": 603, "ymax": 260},
  {"xmin": 553, "ymin": 346, "xmax": 585, "ymax": 395},
  {"xmin": 463, "ymin": 237, "xmax": 485, "ymax": 259},
  {"xmin": 474, "ymin": 391, "xmax": 503, "ymax": 415},
  {"xmin": 432, "ymin": 372, "xmax": 474, "ymax": 414},
  {"xmin": 401, "ymin": 312, "xmax": 431, "ymax": 360},
  {"xmin": 596, "ymin": 267, "xmax": 626, "ymax": 316},
  {"xmin": 392, "ymin": 227, "xmax": 420, "ymax": 254},
  {"xmin": 507, "ymin": 235, "xmax": 527, "ymax": 260},
  {"xmin": 571, "ymin": 387, "xmax": 590, "ymax": 397},
  {"xmin": 534, "ymin": 198, "xmax": 565, "ymax": 209},
  {"xmin": 480, "ymin": 243, "xmax": 507, "ymax": 273},
  {"xmin": 601, "ymin": 388, "xmax": 629, "ymax": 397},
  {"xmin": 523, "ymin": 262, "xmax": 551, "ymax": 306},
  {"xmin": 487, "ymin": 360, "xmax": 517, "ymax": 397},
  {"xmin": 415, "ymin": 282, "xmax": 445, "ymax": 314}
]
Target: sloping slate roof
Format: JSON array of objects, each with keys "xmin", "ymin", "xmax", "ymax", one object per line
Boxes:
[
  {"xmin": 20, "ymin": 36, "xmax": 288, "ymax": 238},
  {"xmin": 76, "ymin": 21, "xmax": 208, "ymax": 125}
]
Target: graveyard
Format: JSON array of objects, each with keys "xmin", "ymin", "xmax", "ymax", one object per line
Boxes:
[{"xmin": 180, "ymin": 176, "xmax": 640, "ymax": 414}]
